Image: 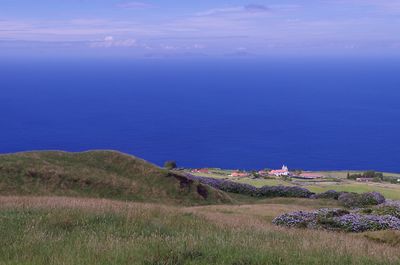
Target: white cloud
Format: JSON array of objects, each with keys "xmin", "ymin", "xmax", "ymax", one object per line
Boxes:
[
  {"xmin": 196, "ymin": 4, "xmax": 270, "ymax": 16},
  {"xmin": 1, "ymin": 1, "xmax": 400, "ymax": 56},
  {"xmin": 192, "ymin": 44, "xmax": 205, "ymax": 49},
  {"xmin": 90, "ymin": 36, "xmax": 137, "ymax": 48},
  {"xmin": 117, "ymin": 2, "xmax": 154, "ymax": 9},
  {"xmin": 104, "ymin": 36, "xmax": 114, "ymax": 42}
]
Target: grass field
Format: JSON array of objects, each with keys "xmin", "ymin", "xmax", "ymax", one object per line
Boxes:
[
  {"xmin": 189, "ymin": 170, "xmax": 400, "ymax": 200},
  {"xmin": 307, "ymin": 183, "xmax": 400, "ymax": 200},
  {"xmin": 1, "ymin": 196, "xmax": 400, "ymax": 265},
  {"xmin": 1, "ymin": 151, "xmax": 400, "ymax": 264}
]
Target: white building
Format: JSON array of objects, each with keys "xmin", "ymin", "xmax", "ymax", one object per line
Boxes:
[{"xmin": 270, "ymin": 165, "xmax": 289, "ymax": 176}]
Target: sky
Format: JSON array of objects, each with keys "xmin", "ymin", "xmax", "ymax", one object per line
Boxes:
[{"xmin": 1, "ymin": 0, "xmax": 400, "ymax": 58}]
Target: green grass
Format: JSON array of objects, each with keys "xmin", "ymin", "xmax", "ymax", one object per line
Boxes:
[
  {"xmin": 0, "ymin": 151, "xmax": 231, "ymax": 205},
  {"xmin": 190, "ymin": 172, "xmax": 230, "ymax": 179},
  {"xmin": 304, "ymin": 171, "xmax": 400, "ymax": 179},
  {"xmin": 0, "ymin": 196, "xmax": 398, "ymax": 265},
  {"xmin": 189, "ymin": 169, "xmax": 400, "ymax": 200},
  {"xmin": 307, "ymin": 183, "xmax": 400, "ymax": 200},
  {"xmin": 1, "ymin": 152, "xmax": 400, "ymax": 264},
  {"xmin": 235, "ymin": 178, "xmax": 294, "ymax": 187}
]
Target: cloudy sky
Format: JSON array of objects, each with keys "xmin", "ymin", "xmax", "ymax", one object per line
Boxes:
[{"xmin": 1, "ymin": 0, "xmax": 400, "ymax": 57}]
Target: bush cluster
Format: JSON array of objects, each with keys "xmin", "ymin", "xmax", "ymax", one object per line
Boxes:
[
  {"xmin": 256, "ymin": 185, "xmax": 314, "ymax": 198},
  {"xmin": 187, "ymin": 175, "xmax": 387, "ymax": 205},
  {"xmin": 347, "ymin": 171, "xmax": 383, "ymax": 181},
  {"xmin": 334, "ymin": 214, "xmax": 400, "ymax": 232},
  {"xmin": 359, "ymin": 203, "xmax": 400, "ymax": 219},
  {"xmin": 186, "ymin": 174, "xmax": 314, "ymax": 198},
  {"xmin": 164, "ymin": 161, "xmax": 177, "ymax": 170},
  {"xmin": 273, "ymin": 207, "xmax": 400, "ymax": 233},
  {"xmin": 338, "ymin": 192, "xmax": 385, "ymax": 208},
  {"xmin": 312, "ymin": 190, "xmax": 342, "ymax": 200}
]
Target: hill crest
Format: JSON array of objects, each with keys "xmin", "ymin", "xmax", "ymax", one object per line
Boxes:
[{"xmin": 0, "ymin": 150, "xmax": 231, "ymax": 205}]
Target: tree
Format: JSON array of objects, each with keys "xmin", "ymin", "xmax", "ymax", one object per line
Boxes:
[{"xmin": 164, "ymin": 160, "xmax": 177, "ymax": 170}]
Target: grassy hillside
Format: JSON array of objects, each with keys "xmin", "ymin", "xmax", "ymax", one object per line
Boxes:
[
  {"xmin": 0, "ymin": 196, "xmax": 399, "ymax": 265},
  {"xmin": 1, "ymin": 152, "xmax": 400, "ymax": 264},
  {"xmin": 0, "ymin": 151, "xmax": 230, "ymax": 205}
]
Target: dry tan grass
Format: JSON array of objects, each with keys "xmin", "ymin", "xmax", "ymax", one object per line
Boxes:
[
  {"xmin": 185, "ymin": 202, "xmax": 400, "ymax": 262},
  {"xmin": 0, "ymin": 196, "xmax": 176, "ymax": 215},
  {"xmin": 1, "ymin": 195, "xmax": 400, "ymax": 263}
]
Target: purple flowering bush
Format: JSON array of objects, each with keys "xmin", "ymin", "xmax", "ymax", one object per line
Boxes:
[
  {"xmin": 272, "ymin": 211, "xmax": 318, "ymax": 229},
  {"xmin": 273, "ymin": 209, "xmax": 349, "ymax": 229},
  {"xmin": 334, "ymin": 214, "xmax": 400, "ymax": 232},
  {"xmin": 312, "ymin": 190, "xmax": 342, "ymax": 200},
  {"xmin": 273, "ymin": 207, "xmax": 400, "ymax": 233},
  {"xmin": 186, "ymin": 174, "xmax": 387, "ymax": 207},
  {"xmin": 186, "ymin": 174, "xmax": 314, "ymax": 198},
  {"xmin": 186, "ymin": 174, "xmax": 257, "ymax": 195},
  {"xmin": 255, "ymin": 185, "xmax": 314, "ymax": 198},
  {"xmin": 338, "ymin": 192, "xmax": 385, "ymax": 208},
  {"xmin": 361, "ymin": 192, "xmax": 386, "ymax": 205},
  {"xmin": 383, "ymin": 200, "xmax": 400, "ymax": 208},
  {"xmin": 359, "ymin": 204, "xmax": 400, "ymax": 219}
]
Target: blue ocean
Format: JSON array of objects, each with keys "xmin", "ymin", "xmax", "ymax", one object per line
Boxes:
[{"xmin": 1, "ymin": 58, "xmax": 399, "ymax": 171}]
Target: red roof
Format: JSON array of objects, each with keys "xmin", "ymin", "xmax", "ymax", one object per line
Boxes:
[{"xmin": 270, "ymin": 169, "xmax": 288, "ymax": 174}]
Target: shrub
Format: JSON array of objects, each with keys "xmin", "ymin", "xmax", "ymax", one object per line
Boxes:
[
  {"xmin": 272, "ymin": 211, "xmax": 318, "ymax": 229},
  {"xmin": 347, "ymin": 171, "xmax": 383, "ymax": 181},
  {"xmin": 186, "ymin": 174, "xmax": 257, "ymax": 196},
  {"xmin": 186, "ymin": 174, "xmax": 385, "ymax": 205},
  {"xmin": 371, "ymin": 205, "xmax": 400, "ymax": 219},
  {"xmin": 313, "ymin": 190, "xmax": 342, "ymax": 200},
  {"xmin": 272, "ymin": 209, "xmax": 349, "ymax": 230},
  {"xmin": 360, "ymin": 192, "xmax": 385, "ymax": 205},
  {"xmin": 334, "ymin": 214, "xmax": 400, "ymax": 232},
  {"xmin": 338, "ymin": 193, "xmax": 361, "ymax": 208},
  {"xmin": 338, "ymin": 192, "xmax": 385, "ymax": 208},
  {"xmin": 383, "ymin": 200, "xmax": 400, "ymax": 208},
  {"xmin": 164, "ymin": 161, "xmax": 177, "ymax": 170},
  {"xmin": 256, "ymin": 186, "xmax": 314, "ymax": 198},
  {"xmin": 273, "ymin": 208, "xmax": 400, "ymax": 233},
  {"xmin": 186, "ymin": 174, "xmax": 314, "ymax": 198}
]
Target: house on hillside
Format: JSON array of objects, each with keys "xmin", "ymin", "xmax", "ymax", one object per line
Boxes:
[{"xmin": 270, "ymin": 165, "xmax": 289, "ymax": 176}]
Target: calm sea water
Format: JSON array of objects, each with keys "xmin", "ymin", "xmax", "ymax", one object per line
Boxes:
[{"xmin": 1, "ymin": 58, "xmax": 399, "ymax": 171}]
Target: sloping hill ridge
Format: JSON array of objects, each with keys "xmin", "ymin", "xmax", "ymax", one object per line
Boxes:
[{"xmin": 0, "ymin": 151, "xmax": 231, "ymax": 205}]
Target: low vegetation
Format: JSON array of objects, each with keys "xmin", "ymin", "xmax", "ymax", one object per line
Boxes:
[
  {"xmin": 273, "ymin": 208, "xmax": 400, "ymax": 233},
  {"xmin": 337, "ymin": 192, "xmax": 386, "ymax": 208},
  {"xmin": 187, "ymin": 174, "xmax": 314, "ymax": 198},
  {"xmin": 1, "ymin": 196, "xmax": 400, "ymax": 265},
  {"xmin": 273, "ymin": 194, "xmax": 400, "ymax": 233},
  {"xmin": 347, "ymin": 171, "xmax": 384, "ymax": 180},
  {"xmin": 164, "ymin": 160, "xmax": 177, "ymax": 170},
  {"xmin": 187, "ymin": 168, "xmax": 400, "ymax": 200},
  {"xmin": 0, "ymin": 151, "xmax": 230, "ymax": 205},
  {"xmin": 1, "ymin": 151, "xmax": 400, "ymax": 264}
]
